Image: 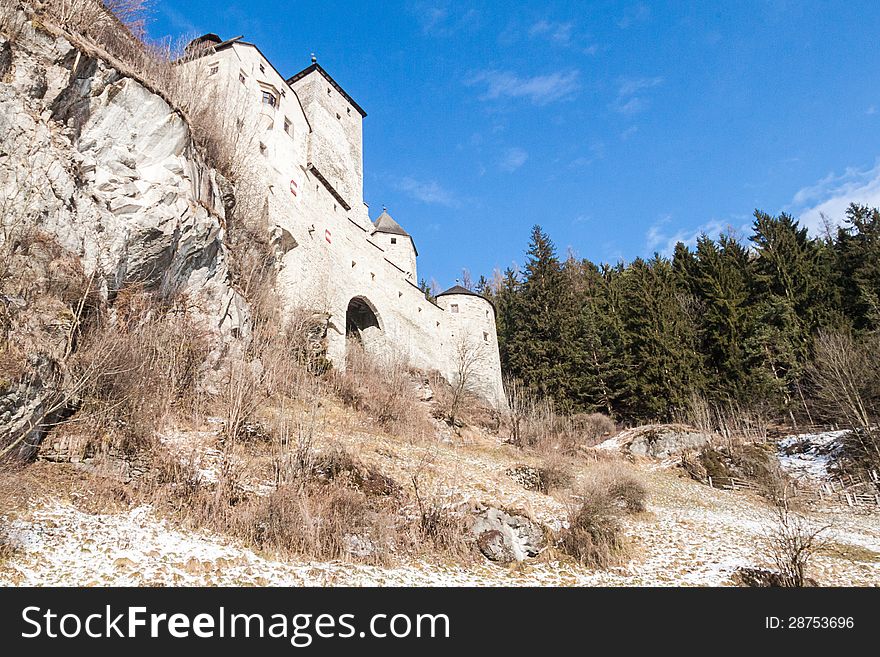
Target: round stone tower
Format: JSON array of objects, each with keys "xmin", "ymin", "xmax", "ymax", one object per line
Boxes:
[{"xmin": 435, "ymin": 285, "xmax": 505, "ymax": 407}]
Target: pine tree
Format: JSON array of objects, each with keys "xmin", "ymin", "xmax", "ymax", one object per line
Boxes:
[
  {"xmin": 749, "ymin": 211, "xmax": 830, "ymax": 417},
  {"xmin": 834, "ymin": 204, "xmax": 880, "ymax": 329},
  {"xmin": 504, "ymin": 226, "xmax": 571, "ymax": 402},
  {"xmin": 617, "ymin": 256, "xmax": 703, "ymax": 420},
  {"xmin": 691, "ymin": 233, "xmax": 759, "ymax": 400}
]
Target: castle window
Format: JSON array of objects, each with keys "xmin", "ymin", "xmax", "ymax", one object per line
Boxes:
[
  {"xmin": 259, "ymin": 63, "xmax": 265, "ymax": 73},
  {"xmin": 327, "ymin": 87, "xmax": 331, "ymax": 95},
  {"xmin": 390, "ymin": 237, "xmax": 397, "ymax": 245},
  {"xmin": 284, "ymin": 117, "xmax": 293, "ymax": 136},
  {"xmin": 399, "ymin": 291, "xmax": 403, "ymax": 298},
  {"xmin": 351, "ymin": 261, "xmax": 356, "ymax": 268},
  {"xmin": 371, "ymin": 272, "xmax": 375, "ymax": 280},
  {"xmin": 209, "ymin": 64, "xmax": 219, "ymax": 76},
  {"xmin": 259, "ymin": 142, "xmax": 267, "ymax": 156},
  {"xmin": 347, "ymin": 107, "xmax": 351, "ymax": 116},
  {"xmin": 239, "ymin": 71, "xmax": 246, "ymax": 84},
  {"xmin": 336, "ymin": 112, "xmax": 341, "ymax": 120},
  {"xmin": 261, "ymin": 89, "xmax": 277, "ymax": 109},
  {"xmin": 451, "ymin": 304, "xmax": 459, "ymax": 313},
  {"xmin": 483, "ymin": 332, "xmax": 489, "ymax": 343}
]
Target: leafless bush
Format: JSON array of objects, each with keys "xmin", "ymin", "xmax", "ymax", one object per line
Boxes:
[
  {"xmin": 503, "ymin": 378, "xmax": 615, "ymax": 454},
  {"xmin": 762, "ymin": 500, "xmax": 831, "ymax": 587},
  {"xmin": 333, "ymin": 340, "xmax": 432, "ymax": 440},
  {"xmin": 556, "ymin": 462, "xmax": 647, "ymax": 568},
  {"xmin": 441, "ymin": 335, "xmax": 488, "ymax": 426},
  {"xmin": 536, "ymin": 454, "xmax": 573, "ymax": 494},
  {"xmin": 809, "ymin": 328, "xmax": 880, "ymax": 472},
  {"xmin": 679, "ymin": 392, "xmax": 772, "ymax": 446},
  {"xmin": 68, "ymin": 294, "xmax": 211, "ymax": 454}
]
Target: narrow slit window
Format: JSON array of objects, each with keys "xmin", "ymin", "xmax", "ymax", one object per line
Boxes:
[
  {"xmin": 390, "ymin": 237, "xmax": 397, "ymax": 245},
  {"xmin": 483, "ymin": 332, "xmax": 489, "ymax": 343},
  {"xmin": 239, "ymin": 71, "xmax": 246, "ymax": 84},
  {"xmin": 284, "ymin": 117, "xmax": 293, "ymax": 136}
]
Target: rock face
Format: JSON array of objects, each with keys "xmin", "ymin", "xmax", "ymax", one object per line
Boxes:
[
  {"xmin": 0, "ymin": 9, "xmax": 248, "ymax": 457},
  {"xmin": 597, "ymin": 424, "xmax": 715, "ymax": 459},
  {"xmin": 471, "ymin": 506, "xmax": 544, "ymax": 563}
]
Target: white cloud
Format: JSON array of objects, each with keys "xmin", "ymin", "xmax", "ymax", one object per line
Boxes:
[
  {"xmin": 395, "ymin": 176, "xmax": 459, "ymax": 207},
  {"xmin": 620, "ymin": 125, "xmax": 639, "ymax": 140},
  {"xmin": 612, "ymin": 76, "xmax": 664, "ymax": 115},
  {"xmin": 529, "ymin": 20, "xmax": 574, "ymax": 46},
  {"xmin": 789, "ymin": 160, "xmax": 880, "ymax": 234},
  {"xmin": 618, "ymin": 3, "xmax": 651, "ymax": 29},
  {"xmin": 500, "ymin": 147, "xmax": 528, "ymax": 172},
  {"xmin": 570, "ymin": 141, "xmax": 606, "ymax": 167},
  {"xmin": 414, "ymin": 3, "xmax": 480, "ymax": 36},
  {"xmin": 467, "ymin": 69, "xmax": 581, "ymax": 105},
  {"xmin": 645, "ymin": 216, "xmax": 735, "ymax": 256}
]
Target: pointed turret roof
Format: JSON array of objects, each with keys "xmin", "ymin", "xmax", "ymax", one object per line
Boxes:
[
  {"xmin": 374, "ymin": 209, "xmax": 409, "ymax": 237},
  {"xmin": 437, "ymin": 285, "xmax": 496, "ymax": 314},
  {"xmin": 373, "ymin": 210, "xmax": 418, "ymax": 255}
]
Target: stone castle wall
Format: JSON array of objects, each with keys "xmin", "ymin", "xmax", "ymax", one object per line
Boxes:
[{"xmin": 186, "ymin": 41, "xmax": 505, "ymax": 406}]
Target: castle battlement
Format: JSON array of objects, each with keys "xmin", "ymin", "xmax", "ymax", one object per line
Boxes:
[{"xmin": 182, "ymin": 36, "xmax": 505, "ymax": 406}]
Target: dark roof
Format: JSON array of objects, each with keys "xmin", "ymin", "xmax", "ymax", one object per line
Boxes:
[
  {"xmin": 437, "ymin": 285, "xmax": 496, "ymax": 313},
  {"xmin": 286, "ymin": 63, "xmax": 367, "ymax": 117},
  {"xmin": 438, "ymin": 285, "xmax": 479, "ymax": 297},
  {"xmin": 373, "ymin": 210, "xmax": 417, "ymax": 255},
  {"xmin": 373, "ymin": 210, "xmax": 408, "ymax": 236}
]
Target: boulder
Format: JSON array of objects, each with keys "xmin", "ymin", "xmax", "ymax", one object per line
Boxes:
[
  {"xmin": 471, "ymin": 506, "xmax": 544, "ymax": 563},
  {"xmin": 598, "ymin": 424, "xmax": 715, "ymax": 459}
]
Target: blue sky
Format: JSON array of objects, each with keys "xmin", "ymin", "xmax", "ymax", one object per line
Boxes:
[{"xmin": 148, "ymin": 1, "xmax": 880, "ymax": 288}]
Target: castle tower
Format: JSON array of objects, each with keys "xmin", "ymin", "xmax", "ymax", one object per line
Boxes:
[
  {"xmin": 372, "ymin": 209, "xmax": 418, "ymax": 280},
  {"xmin": 436, "ymin": 285, "xmax": 505, "ymax": 406},
  {"xmin": 287, "ymin": 59, "xmax": 366, "ymax": 215}
]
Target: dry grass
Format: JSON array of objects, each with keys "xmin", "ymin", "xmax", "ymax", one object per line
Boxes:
[
  {"xmin": 556, "ymin": 461, "xmax": 647, "ymax": 569},
  {"xmin": 331, "ymin": 340, "xmax": 434, "ymax": 441},
  {"xmin": 65, "ymin": 295, "xmax": 211, "ymax": 455},
  {"xmin": 126, "ymin": 437, "xmax": 475, "ymax": 566},
  {"xmin": 504, "ymin": 379, "xmax": 616, "ymax": 454}
]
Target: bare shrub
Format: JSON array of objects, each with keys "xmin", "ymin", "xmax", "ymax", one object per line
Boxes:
[
  {"xmin": 679, "ymin": 392, "xmax": 772, "ymax": 446},
  {"xmin": 68, "ymin": 296, "xmax": 211, "ymax": 454},
  {"xmin": 809, "ymin": 328, "xmax": 880, "ymax": 473},
  {"xmin": 762, "ymin": 501, "xmax": 831, "ymax": 587},
  {"xmin": 556, "ymin": 462, "xmax": 647, "ymax": 568},
  {"xmin": 503, "ymin": 378, "xmax": 616, "ymax": 454},
  {"xmin": 442, "ymin": 335, "xmax": 488, "ymax": 426},
  {"xmin": 536, "ymin": 455, "xmax": 573, "ymax": 494},
  {"xmin": 332, "ymin": 340, "xmax": 432, "ymax": 440}
]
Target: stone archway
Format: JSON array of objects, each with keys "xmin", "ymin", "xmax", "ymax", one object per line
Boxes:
[{"xmin": 345, "ymin": 296, "xmax": 382, "ymax": 339}]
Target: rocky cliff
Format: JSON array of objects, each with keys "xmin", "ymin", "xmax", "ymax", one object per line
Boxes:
[{"xmin": 0, "ymin": 5, "xmax": 249, "ymax": 458}]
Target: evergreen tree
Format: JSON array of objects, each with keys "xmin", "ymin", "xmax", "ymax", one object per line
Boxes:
[
  {"xmin": 617, "ymin": 256, "xmax": 703, "ymax": 420},
  {"xmin": 504, "ymin": 226, "xmax": 571, "ymax": 402},
  {"xmin": 834, "ymin": 204, "xmax": 880, "ymax": 329}
]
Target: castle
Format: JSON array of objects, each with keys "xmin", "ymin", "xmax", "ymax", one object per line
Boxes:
[{"xmin": 182, "ymin": 35, "xmax": 506, "ymax": 406}]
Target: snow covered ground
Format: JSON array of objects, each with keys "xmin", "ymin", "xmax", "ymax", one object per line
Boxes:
[
  {"xmin": 777, "ymin": 430, "xmax": 850, "ymax": 482},
  {"xmin": 2, "ymin": 464, "xmax": 878, "ymax": 587}
]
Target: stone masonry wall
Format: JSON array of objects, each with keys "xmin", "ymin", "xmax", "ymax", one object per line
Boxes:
[{"xmin": 187, "ymin": 42, "xmax": 506, "ymax": 406}]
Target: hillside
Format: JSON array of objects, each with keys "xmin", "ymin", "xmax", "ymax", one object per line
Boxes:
[{"xmin": 1, "ymin": 1, "xmax": 878, "ymax": 589}]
